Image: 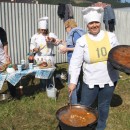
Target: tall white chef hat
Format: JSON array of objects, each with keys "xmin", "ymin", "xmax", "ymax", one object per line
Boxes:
[
  {"xmin": 82, "ymin": 7, "xmax": 104, "ymax": 25},
  {"xmin": 38, "ymin": 16, "xmax": 48, "ymax": 29}
]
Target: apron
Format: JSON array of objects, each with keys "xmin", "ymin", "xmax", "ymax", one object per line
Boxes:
[{"xmin": 85, "ymin": 31, "xmax": 111, "ymax": 64}]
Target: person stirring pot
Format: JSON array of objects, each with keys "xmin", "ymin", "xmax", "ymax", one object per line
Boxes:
[{"xmin": 68, "ymin": 7, "xmax": 119, "ymax": 130}]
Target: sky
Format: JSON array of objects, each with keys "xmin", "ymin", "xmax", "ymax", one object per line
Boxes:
[{"xmin": 121, "ymin": 0, "xmax": 130, "ymax": 3}]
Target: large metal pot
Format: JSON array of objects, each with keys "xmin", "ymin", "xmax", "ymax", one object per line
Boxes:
[
  {"xmin": 108, "ymin": 45, "xmax": 130, "ymax": 74},
  {"xmin": 56, "ymin": 104, "xmax": 98, "ymax": 130}
]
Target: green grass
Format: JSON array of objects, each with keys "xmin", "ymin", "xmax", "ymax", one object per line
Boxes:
[
  {"xmin": 106, "ymin": 72, "xmax": 130, "ymax": 130},
  {"xmin": 0, "ymin": 64, "xmax": 130, "ymax": 130}
]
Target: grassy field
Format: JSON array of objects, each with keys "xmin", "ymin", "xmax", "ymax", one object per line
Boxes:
[{"xmin": 0, "ymin": 63, "xmax": 130, "ymax": 130}]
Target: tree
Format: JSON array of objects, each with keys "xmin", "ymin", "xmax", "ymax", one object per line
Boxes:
[{"xmin": 38, "ymin": 0, "xmax": 130, "ymax": 7}]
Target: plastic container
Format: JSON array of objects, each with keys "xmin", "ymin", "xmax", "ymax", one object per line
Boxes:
[
  {"xmin": 46, "ymin": 84, "xmax": 57, "ymax": 100},
  {"xmin": 17, "ymin": 64, "xmax": 22, "ymax": 72}
]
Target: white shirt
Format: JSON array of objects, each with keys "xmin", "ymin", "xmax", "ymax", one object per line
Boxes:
[
  {"xmin": 69, "ymin": 30, "xmax": 119, "ymax": 88},
  {"xmin": 0, "ymin": 40, "xmax": 6, "ymax": 64}
]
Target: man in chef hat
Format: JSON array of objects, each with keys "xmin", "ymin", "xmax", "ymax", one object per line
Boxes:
[
  {"xmin": 30, "ymin": 16, "xmax": 48, "ymax": 53},
  {"xmin": 30, "ymin": 16, "xmax": 57, "ymax": 53},
  {"xmin": 38, "ymin": 16, "xmax": 57, "ymax": 40},
  {"xmin": 30, "ymin": 16, "xmax": 59, "ymax": 91},
  {"xmin": 37, "ymin": 16, "xmax": 49, "ymax": 35},
  {"xmin": 68, "ymin": 7, "xmax": 119, "ymax": 130}
]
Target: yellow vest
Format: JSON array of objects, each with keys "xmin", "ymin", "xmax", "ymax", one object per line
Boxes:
[{"xmin": 86, "ymin": 32, "xmax": 111, "ymax": 63}]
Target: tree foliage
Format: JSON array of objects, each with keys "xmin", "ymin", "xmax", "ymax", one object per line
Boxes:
[{"xmin": 38, "ymin": 0, "xmax": 130, "ymax": 8}]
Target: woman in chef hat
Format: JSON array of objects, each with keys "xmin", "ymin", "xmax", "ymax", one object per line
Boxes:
[
  {"xmin": 68, "ymin": 7, "xmax": 119, "ymax": 130},
  {"xmin": 30, "ymin": 16, "xmax": 59, "ymax": 91}
]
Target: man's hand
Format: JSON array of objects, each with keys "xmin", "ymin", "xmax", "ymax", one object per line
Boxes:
[
  {"xmin": 33, "ymin": 47, "xmax": 39, "ymax": 52},
  {"xmin": 54, "ymin": 39, "xmax": 62, "ymax": 45},
  {"xmin": 5, "ymin": 55, "xmax": 11, "ymax": 65},
  {"xmin": 45, "ymin": 36, "xmax": 56, "ymax": 43}
]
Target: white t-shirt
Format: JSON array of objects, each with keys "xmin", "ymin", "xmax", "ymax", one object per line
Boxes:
[{"xmin": 0, "ymin": 40, "xmax": 6, "ymax": 64}]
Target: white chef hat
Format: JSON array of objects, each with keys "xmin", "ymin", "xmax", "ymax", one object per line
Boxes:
[
  {"xmin": 82, "ymin": 7, "xmax": 104, "ymax": 25},
  {"xmin": 38, "ymin": 16, "xmax": 48, "ymax": 29}
]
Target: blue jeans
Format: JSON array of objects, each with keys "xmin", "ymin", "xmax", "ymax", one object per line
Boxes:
[
  {"xmin": 80, "ymin": 82, "xmax": 116, "ymax": 130},
  {"xmin": 68, "ymin": 73, "xmax": 82, "ymax": 104}
]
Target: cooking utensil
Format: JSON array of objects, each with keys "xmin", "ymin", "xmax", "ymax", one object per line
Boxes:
[
  {"xmin": 108, "ymin": 45, "xmax": 130, "ymax": 74},
  {"xmin": 0, "ymin": 92, "xmax": 11, "ymax": 102},
  {"xmin": 56, "ymin": 104, "xmax": 98, "ymax": 130},
  {"xmin": 68, "ymin": 93, "xmax": 72, "ymax": 109}
]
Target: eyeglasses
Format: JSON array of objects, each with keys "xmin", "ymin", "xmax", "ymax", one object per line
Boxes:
[
  {"xmin": 65, "ymin": 26, "xmax": 68, "ymax": 30},
  {"xmin": 40, "ymin": 29, "xmax": 46, "ymax": 31}
]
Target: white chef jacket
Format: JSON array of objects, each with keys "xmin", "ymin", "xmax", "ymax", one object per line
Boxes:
[
  {"xmin": 30, "ymin": 33, "xmax": 55, "ymax": 65},
  {"xmin": 69, "ymin": 30, "xmax": 119, "ymax": 88},
  {"xmin": 30, "ymin": 33, "xmax": 54, "ymax": 56}
]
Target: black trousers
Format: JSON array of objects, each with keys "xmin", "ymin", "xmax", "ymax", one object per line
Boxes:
[{"xmin": 7, "ymin": 82, "xmax": 16, "ymax": 97}]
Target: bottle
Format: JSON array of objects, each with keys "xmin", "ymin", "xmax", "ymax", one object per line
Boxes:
[{"xmin": 28, "ymin": 52, "xmax": 34, "ymax": 63}]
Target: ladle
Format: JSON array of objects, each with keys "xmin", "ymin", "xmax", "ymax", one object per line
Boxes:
[{"xmin": 68, "ymin": 93, "xmax": 72, "ymax": 109}]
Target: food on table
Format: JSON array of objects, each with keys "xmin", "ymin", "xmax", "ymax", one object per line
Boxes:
[
  {"xmin": 39, "ymin": 61, "xmax": 48, "ymax": 67},
  {"xmin": 36, "ymin": 58, "xmax": 48, "ymax": 68},
  {"xmin": 60, "ymin": 107, "xmax": 97, "ymax": 127}
]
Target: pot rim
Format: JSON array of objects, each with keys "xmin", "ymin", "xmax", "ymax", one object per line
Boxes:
[{"xmin": 56, "ymin": 104, "xmax": 98, "ymax": 128}]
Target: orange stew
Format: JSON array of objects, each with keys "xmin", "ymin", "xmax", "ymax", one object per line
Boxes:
[
  {"xmin": 60, "ymin": 108, "xmax": 96, "ymax": 127},
  {"xmin": 113, "ymin": 47, "xmax": 130, "ymax": 68}
]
